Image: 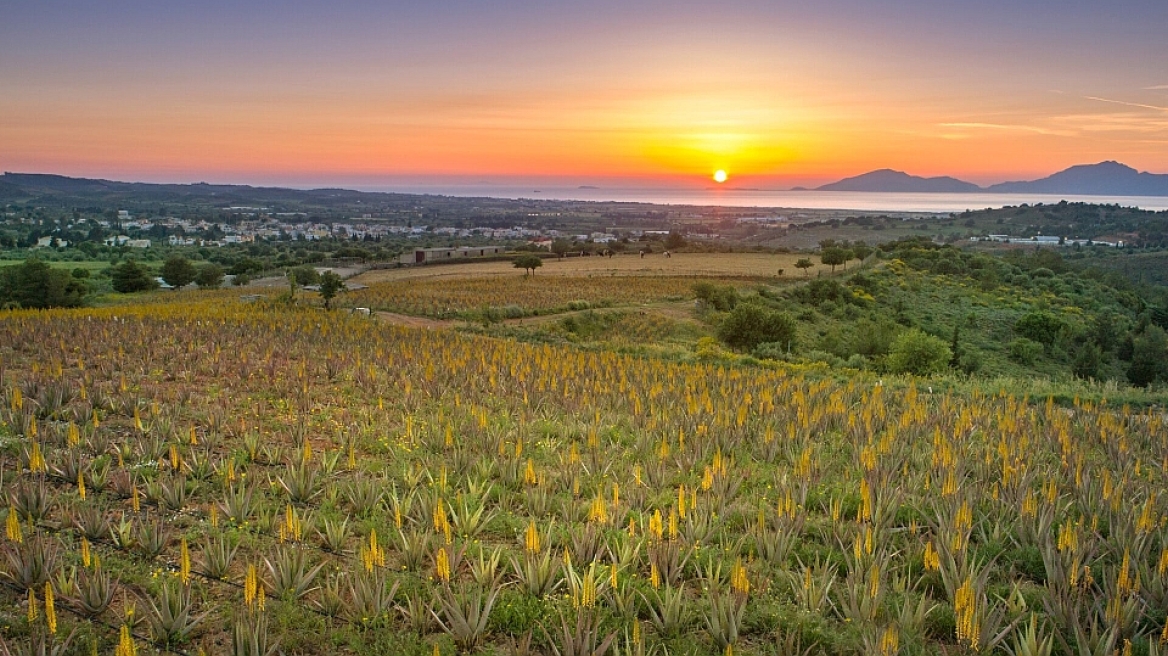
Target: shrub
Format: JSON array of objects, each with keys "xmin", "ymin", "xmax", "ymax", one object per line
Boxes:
[
  {"xmin": 886, "ymin": 329, "xmax": 951, "ymax": 376},
  {"xmin": 1008, "ymin": 338, "xmax": 1043, "ymax": 365},
  {"xmin": 693, "ymin": 282, "xmax": 738, "ymax": 311},
  {"xmin": 717, "ymin": 303, "xmax": 796, "ymax": 353},
  {"xmin": 1014, "ymin": 311, "xmax": 1065, "ymax": 347}
]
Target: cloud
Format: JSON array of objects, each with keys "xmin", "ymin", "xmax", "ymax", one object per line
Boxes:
[
  {"xmin": 1049, "ymin": 112, "xmax": 1168, "ymax": 134},
  {"xmin": 1144, "ymin": 85, "xmax": 1168, "ymax": 90},
  {"xmin": 1086, "ymin": 96, "xmax": 1168, "ymax": 112},
  {"xmin": 937, "ymin": 122, "xmax": 1073, "ymax": 137}
]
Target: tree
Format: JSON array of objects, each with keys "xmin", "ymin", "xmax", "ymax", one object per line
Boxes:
[
  {"xmin": 194, "ymin": 263, "xmax": 225, "ymax": 289},
  {"xmin": 288, "ymin": 265, "xmax": 320, "ymax": 294},
  {"xmin": 820, "ymin": 248, "xmax": 848, "ymax": 273},
  {"xmin": 160, "ymin": 255, "xmax": 197, "ymax": 290},
  {"xmin": 717, "ymin": 303, "xmax": 797, "ymax": 352},
  {"xmin": 318, "ymin": 271, "xmax": 344, "ymax": 309},
  {"xmin": 551, "ymin": 240, "xmax": 572, "ymax": 258},
  {"xmin": 887, "ymin": 329, "xmax": 951, "ymax": 376},
  {"xmin": 795, "ymin": 258, "xmax": 814, "ymax": 277},
  {"xmin": 514, "ymin": 254, "xmax": 543, "ymax": 277},
  {"xmin": 664, "ymin": 231, "xmax": 686, "ymax": 250},
  {"xmin": 111, "ymin": 260, "xmax": 157, "ymax": 294},
  {"xmin": 0, "ymin": 259, "xmax": 86, "ymax": 309},
  {"xmin": 1127, "ymin": 325, "xmax": 1168, "ymax": 387}
]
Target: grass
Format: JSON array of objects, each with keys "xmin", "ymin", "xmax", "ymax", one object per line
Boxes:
[{"xmin": 0, "ymin": 258, "xmax": 112, "ymax": 272}]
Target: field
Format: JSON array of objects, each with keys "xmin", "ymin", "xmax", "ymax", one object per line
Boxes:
[
  {"xmin": 1, "ymin": 281, "xmax": 1167, "ymax": 655},
  {"xmin": 350, "ymin": 252, "xmax": 827, "ymax": 284},
  {"xmin": 344, "ymin": 253, "xmax": 829, "ymax": 321}
]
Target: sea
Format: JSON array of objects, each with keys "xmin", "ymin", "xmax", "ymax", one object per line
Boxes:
[{"xmin": 357, "ymin": 185, "xmax": 1168, "ymax": 213}]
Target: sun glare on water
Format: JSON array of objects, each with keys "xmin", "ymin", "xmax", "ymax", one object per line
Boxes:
[{"xmin": 713, "ymin": 170, "xmax": 728, "ymax": 183}]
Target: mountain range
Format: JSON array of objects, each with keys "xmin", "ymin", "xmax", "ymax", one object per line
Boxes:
[{"xmin": 811, "ymin": 161, "xmax": 1168, "ymax": 196}]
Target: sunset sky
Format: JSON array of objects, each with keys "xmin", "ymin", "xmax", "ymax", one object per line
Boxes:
[{"xmin": 3, "ymin": 0, "xmax": 1167, "ymax": 188}]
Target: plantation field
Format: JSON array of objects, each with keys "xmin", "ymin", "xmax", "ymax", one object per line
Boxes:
[
  {"xmin": 343, "ymin": 276, "xmax": 750, "ymax": 320},
  {"xmin": 350, "ymin": 252, "xmax": 828, "ymax": 285},
  {"xmin": 1, "ymin": 298, "xmax": 1167, "ymax": 655}
]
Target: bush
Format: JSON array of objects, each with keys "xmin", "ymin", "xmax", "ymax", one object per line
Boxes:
[
  {"xmin": 693, "ymin": 282, "xmax": 738, "ymax": 311},
  {"xmin": 717, "ymin": 303, "xmax": 797, "ymax": 353},
  {"xmin": 1008, "ymin": 338, "xmax": 1043, "ymax": 365},
  {"xmin": 850, "ymin": 317, "xmax": 900, "ymax": 357},
  {"xmin": 751, "ymin": 342, "xmax": 790, "ymax": 360},
  {"xmin": 886, "ymin": 329, "xmax": 951, "ymax": 376},
  {"xmin": 1014, "ymin": 311, "xmax": 1065, "ymax": 347}
]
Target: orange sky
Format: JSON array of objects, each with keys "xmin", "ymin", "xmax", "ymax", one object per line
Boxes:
[{"xmin": 3, "ymin": 1, "xmax": 1168, "ymax": 187}]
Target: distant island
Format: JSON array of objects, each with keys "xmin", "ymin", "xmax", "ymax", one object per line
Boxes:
[
  {"xmin": 816, "ymin": 169, "xmax": 980, "ymax": 193},
  {"xmin": 808, "ymin": 161, "xmax": 1168, "ymax": 196}
]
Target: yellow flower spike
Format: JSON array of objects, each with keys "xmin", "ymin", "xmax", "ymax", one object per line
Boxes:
[
  {"xmin": 81, "ymin": 537, "xmax": 91, "ymax": 568},
  {"xmin": 132, "ymin": 485, "xmax": 140, "ymax": 512},
  {"xmin": 28, "ymin": 587, "xmax": 38, "ymax": 623},
  {"xmin": 116, "ymin": 624, "xmax": 136, "ymax": 656},
  {"xmin": 28, "ymin": 441, "xmax": 45, "ymax": 473},
  {"xmin": 244, "ymin": 563, "xmax": 258, "ymax": 607},
  {"xmin": 78, "ymin": 471, "xmax": 86, "ymax": 500},
  {"xmin": 180, "ymin": 538, "xmax": 191, "ymax": 586},
  {"xmin": 45, "ymin": 582, "xmax": 57, "ymax": 635},
  {"xmin": 436, "ymin": 546, "xmax": 451, "ymax": 583},
  {"xmin": 7, "ymin": 506, "xmax": 23, "ymax": 543}
]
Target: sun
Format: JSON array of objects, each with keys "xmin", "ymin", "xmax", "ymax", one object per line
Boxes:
[{"xmin": 713, "ymin": 170, "xmax": 728, "ymax": 183}]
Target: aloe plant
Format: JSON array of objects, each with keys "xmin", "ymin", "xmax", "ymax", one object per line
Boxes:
[
  {"xmin": 431, "ymin": 582, "xmax": 504, "ymax": 652},
  {"xmin": 231, "ymin": 611, "xmax": 280, "ymax": 656},
  {"xmin": 542, "ymin": 607, "xmax": 617, "ymax": 656},
  {"xmin": 264, "ymin": 545, "xmax": 324, "ymax": 601},
  {"xmin": 199, "ymin": 534, "xmax": 238, "ymax": 580},
  {"xmin": 0, "ymin": 536, "xmax": 61, "ymax": 591},
  {"xmin": 144, "ymin": 581, "xmax": 211, "ymax": 647},
  {"xmin": 75, "ymin": 565, "xmax": 116, "ymax": 618}
]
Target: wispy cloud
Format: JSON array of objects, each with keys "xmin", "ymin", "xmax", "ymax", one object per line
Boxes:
[
  {"xmin": 1144, "ymin": 85, "xmax": 1168, "ymax": 90},
  {"xmin": 938, "ymin": 122, "xmax": 1072, "ymax": 137},
  {"xmin": 1086, "ymin": 96, "xmax": 1168, "ymax": 112},
  {"xmin": 1049, "ymin": 112, "xmax": 1168, "ymax": 134}
]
